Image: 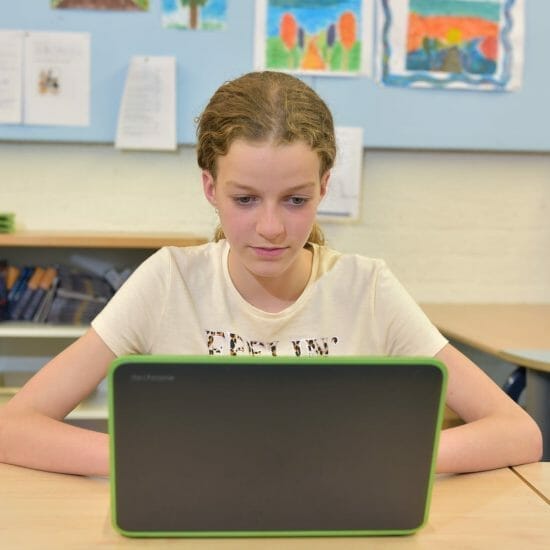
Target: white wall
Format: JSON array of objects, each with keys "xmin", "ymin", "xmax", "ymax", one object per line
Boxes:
[{"xmin": 2, "ymin": 142, "xmax": 549, "ymax": 303}]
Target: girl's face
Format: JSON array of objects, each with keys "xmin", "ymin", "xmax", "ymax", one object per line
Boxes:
[{"xmin": 202, "ymin": 139, "xmax": 329, "ymax": 290}]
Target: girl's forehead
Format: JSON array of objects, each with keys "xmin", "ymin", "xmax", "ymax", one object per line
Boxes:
[
  {"xmin": 220, "ymin": 142, "xmax": 317, "ymax": 173},
  {"xmin": 216, "ymin": 140, "xmax": 322, "ymax": 192},
  {"xmin": 222, "ymin": 138, "xmax": 318, "ymax": 164}
]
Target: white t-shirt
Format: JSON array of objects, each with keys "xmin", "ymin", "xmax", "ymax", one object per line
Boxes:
[{"xmin": 92, "ymin": 240, "xmax": 447, "ymax": 358}]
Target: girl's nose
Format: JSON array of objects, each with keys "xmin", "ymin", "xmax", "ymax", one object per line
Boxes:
[{"xmin": 256, "ymin": 207, "xmax": 285, "ymax": 240}]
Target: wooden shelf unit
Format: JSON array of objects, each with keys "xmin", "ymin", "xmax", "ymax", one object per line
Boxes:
[
  {"xmin": 0, "ymin": 230, "xmax": 208, "ymax": 421},
  {"xmin": 0, "ymin": 322, "xmax": 86, "ymax": 339},
  {"xmin": 0, "ymin": 231, "xmax": 207, "ymax": 249},
  {"xmin": 1, "ymin": 231, "xmax": 208, "ymax": 338}
]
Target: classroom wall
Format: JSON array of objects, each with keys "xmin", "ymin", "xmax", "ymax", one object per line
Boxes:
[
  {"xmin": 5, "ymin": 1, "xmax": 550, "ymax": 151},
  {"xmin": 2, "ymin": 141, "xmax": 549, "ymax": 304}
]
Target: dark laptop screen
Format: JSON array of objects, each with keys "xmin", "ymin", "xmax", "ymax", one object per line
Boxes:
[{"xmin": 109, "ymin": 356, "xmax": 446, "ymax": 536}]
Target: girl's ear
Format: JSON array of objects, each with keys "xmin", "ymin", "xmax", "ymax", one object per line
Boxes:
[
  {"xmin": 202, "ymin": 170, "xmax": 217, "ymax": 207},
  {"xmin": 320, "ymin": 171, "xmax": 330, "ymax": 199}
]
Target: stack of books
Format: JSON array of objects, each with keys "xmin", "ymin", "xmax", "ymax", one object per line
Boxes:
[
  {"xmin": 0, "ymin": 258, "xmax": 133, "ymax": 325},
  {"xmin": 1, "ymin": 264, "xmax": 58, "ymax": 322}
]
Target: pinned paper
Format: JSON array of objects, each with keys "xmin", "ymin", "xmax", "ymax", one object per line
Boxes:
[
  {"xmin": 0, "ymin": 30, "xmax": 24, "ymax": 124},
  {"xmin": 318, "ymin": 127, "xmax": 364, "ymax": 221},
  {"xmin": 24, "ymin": 31, "xmax": 90, "ymax": 126},
  {"xmin": 115, "ymin": 56, "xmax": 177, "ymax": 151}
]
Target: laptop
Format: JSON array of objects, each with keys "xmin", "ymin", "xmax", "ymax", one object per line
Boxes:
[{"xmin": 108, "ymin": 355, "xmax": 447, "ymax": 538}]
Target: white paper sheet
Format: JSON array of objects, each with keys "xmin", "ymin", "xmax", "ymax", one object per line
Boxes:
[
  {"xmin": 115, "ymin": 56, "xmax": 177, "ymax": 151},
  {"xmin": 318, "ymin": 127, "xmax": 364, "ymax": 221},
  {"xmin": 0, "ymin": 30, "xmax": 24, "ymax": 124},
  {"xmin": 24, "ymin": 31, "xmax": 90, "ymax": 126}
]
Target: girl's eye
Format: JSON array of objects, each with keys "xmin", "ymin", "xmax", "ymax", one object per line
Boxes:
[
  {"xmin": 234, "ymin": 196, "xmax": 256, "ymax": 206},
  {"xmin": 287, "ymin": 196, "xmax": 308, "ymax": 206}
]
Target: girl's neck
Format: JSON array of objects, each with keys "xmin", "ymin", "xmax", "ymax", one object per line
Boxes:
[{"xmin": 228, "ymin": 247, "xmax": 313, "ymax": 313}]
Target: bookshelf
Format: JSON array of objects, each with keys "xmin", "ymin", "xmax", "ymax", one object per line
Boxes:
[
  {"xmin": 0, "ymin": 230, "xmax": 208, "ymax": 426},
  {"xmin": 1, "ymin": 231, "xmax": 207, "ymax": 336}
]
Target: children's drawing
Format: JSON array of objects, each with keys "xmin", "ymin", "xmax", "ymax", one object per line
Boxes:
[
  {"xmin": 162, "ymin": 0, "xmax": 227, "ymax": 30},
  {"xmin": 38, "ymin": 69, "xmax": 60, "ymax": 95},
  {"xmin": 256, "ymin": 0, "xmax": 371, "ymax": 76},
  {"xmin": 51, "ymin": 0, "xmax": 149, "ymax": 10},
  {"xmin": 377, "ymin": 0, "xmax": 525, "ymax": 90}
]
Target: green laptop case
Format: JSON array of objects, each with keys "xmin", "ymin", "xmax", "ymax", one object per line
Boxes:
[{"xmin": 108, "ymin": 355, "xmax": 447, "ymax": 538}]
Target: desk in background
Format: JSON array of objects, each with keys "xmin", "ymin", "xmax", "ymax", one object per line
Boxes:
[
  {"xmin": 0, "ymin": 463, "xmax": 548, "ymax": 549},
  {"xmin": 422, "ymin": 304, "xmax": 550, "ymax": 460},
  {"xmin": 513, "ymin": 462, "xmax": 550, "ymax": 504}
]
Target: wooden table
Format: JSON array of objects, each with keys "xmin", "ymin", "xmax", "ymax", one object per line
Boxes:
[
  {"xmin": 513, "ymin": 462, "xmax": 550, "ymax": 503},
  {"xmin": 1, "ymin": 463, "xmax": 548, "ymax": 549},
  {"xmin": 421, "ymin": 304, "xmax": 550, "ymax": 459},
  {"xmin": 420, "ymin": 304, "xmax": 550, "ymax": 370}
]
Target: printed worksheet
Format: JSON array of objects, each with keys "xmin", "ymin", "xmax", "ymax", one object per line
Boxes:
[
  {"xmin": 0, "ymin": 30, "xmax": 24, "ymax": 124},
  {"xmin": 318, "ymin": 126, "xmax": 364, "ymax": 220},
  {"xmin": 115, "ymin": 56, "xmax": 177, "ymax": 150},
  {"xmin": 24, "ymin": 31, "xmax": 90, "ymax": 126}
]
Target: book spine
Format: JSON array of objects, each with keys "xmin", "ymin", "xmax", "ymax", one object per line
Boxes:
[
  {"xmin": 7, "ymin": 266, "xmax": 33, "ymax": 320},
  {"xmin": 0, "ymin": 261, "xmax": 7, "ymax": 320},
  {"xmin": 22, "ymin": 267, "xmax": 58, "ymax": 322},
  {"xmin": 6, "ymin": 265, "xmax": 20, "ymax": 291},
  {"xmin": 33, "ymin": 276, "xmax": 59, "ymax": 323},
  {"xmin": 11, "ymin": 267, "xmax": 45, "ymax": 321}
]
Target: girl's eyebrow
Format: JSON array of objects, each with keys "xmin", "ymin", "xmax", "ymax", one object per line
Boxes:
[{"xmin": 226, "ymin": 181, "xmax": 317, "ymax": 193}]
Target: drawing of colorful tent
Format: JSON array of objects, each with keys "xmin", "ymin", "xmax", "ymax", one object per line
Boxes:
[{"xmin": 263, "ymin": 0, "xmax": 363, "ymax": 75}]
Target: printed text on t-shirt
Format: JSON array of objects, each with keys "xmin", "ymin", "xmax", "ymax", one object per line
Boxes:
[{"xmin": 205, "ymin": 330, "xmax": 339, "ymax": 356}]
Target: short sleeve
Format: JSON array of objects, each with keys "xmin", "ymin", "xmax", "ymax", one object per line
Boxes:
[
  {"xmin": 372, "ymin": 262, "xmax": 448, "ymax": 357},
  {"xmin": 91, "ymin": 248, "xmax": 171, "ymax": 356}
]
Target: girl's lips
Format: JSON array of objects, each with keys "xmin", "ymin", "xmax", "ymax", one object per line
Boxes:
[{"xmin": 251, "ymin": 246, "xmax": 287, "ymax": 258}]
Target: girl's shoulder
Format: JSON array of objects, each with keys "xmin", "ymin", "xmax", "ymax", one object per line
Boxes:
[
  {"xmin": 130, "ymin": 242, "xmax": 224, "ymax": 283},
  {"xmin": 155, "ymin": 241, "xmax": 227, "ymax": 285},
  {"xmin": 313, "ymin": 243, "xmax": 388, "ymax": 278},
  {"xmin": 161, "ymin": 240, "xmax": 226, "ymax": 265}
]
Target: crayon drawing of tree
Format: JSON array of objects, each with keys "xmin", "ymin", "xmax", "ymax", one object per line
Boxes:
[
  {"xmin": 336, "ymin": 11, "xmax": 359, "ymax": 70},
  {"xmin": 162, "ymin": 0, "xmax": 226, "ymax": 30},
  {"xmin": 180, "ymin": 0, "xmax": 208, "ymax": 29},
  {"xmin": 281, "ymin": 12, "xmax": 298, "ymax": 50}
]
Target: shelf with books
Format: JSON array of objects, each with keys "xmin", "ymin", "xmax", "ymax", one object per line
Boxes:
[
  {"xmin": 0, "ymin": 231, "xmax": 208, "ymax": 421},
  {"xmin": 1, "ymin": 230, "xmax": 209, "ymax": 335}
]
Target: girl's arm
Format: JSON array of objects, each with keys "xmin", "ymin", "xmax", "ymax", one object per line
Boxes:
[
  {"xmin": 0, "ymin": 328, "xmax": 115, "ymax": 476},
  {"xmin": 435, "ymin": 343, "xmax": 542, "ymax": 473}
]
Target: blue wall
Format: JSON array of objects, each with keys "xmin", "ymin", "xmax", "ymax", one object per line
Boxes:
[{"xmin": 2, "ymin": 0, "xmax": 548, "ymax": 151}]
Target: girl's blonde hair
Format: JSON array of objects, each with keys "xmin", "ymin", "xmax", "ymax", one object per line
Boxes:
[{"xmin": 196, "ymin": 71, "xmax": 336, "ymax": 245}]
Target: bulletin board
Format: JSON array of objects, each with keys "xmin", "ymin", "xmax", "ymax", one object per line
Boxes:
[{"xmin": 1, "ymin": 0, "xmax": 549, "ymax": 151}]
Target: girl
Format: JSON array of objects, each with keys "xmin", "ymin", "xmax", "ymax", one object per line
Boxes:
[{"xmin": 0, "ymin": 71, "xmax": 542, "ymax": 476}]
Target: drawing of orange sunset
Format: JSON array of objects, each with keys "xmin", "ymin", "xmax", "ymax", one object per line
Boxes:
[{"xmin": 406, "ymin": 0, "xmax": 502, "ymax": 75}]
